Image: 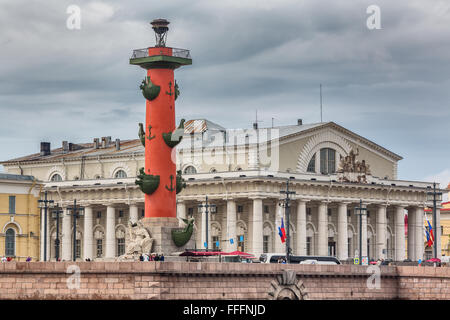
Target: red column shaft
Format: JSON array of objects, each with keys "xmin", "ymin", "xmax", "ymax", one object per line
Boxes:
[{"xmin": 144, "ymin": 48, "xmax": 176, "ymax": 218}]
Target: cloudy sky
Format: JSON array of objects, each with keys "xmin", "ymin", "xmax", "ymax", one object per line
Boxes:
[{"xmin": 0, "ymin": 0, "xmax": 449, "ymax": 196}]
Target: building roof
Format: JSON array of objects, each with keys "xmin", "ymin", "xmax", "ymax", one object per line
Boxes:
[
  {"xmin": 0, "ymin": 173, "xmax": 36, "ymax": 181},
  {"xmin": 184, "ymin": 119, "xmax": 226, "ymax": 134},
  {"xmin": 0, "ymin": 119, "xmax": 402, "ymax": 165}
]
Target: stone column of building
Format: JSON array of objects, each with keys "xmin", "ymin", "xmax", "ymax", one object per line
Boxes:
[
  {"xmin": 296, "ymin": 200, "xmax": 307, "ymax": 256},
  {"xmin": 226, "ymin": 199, "xmax": 237, "ymax": 252},
  {"xmin": 105, "ymin": 205, "xmax": 116, "ymax": 259},
  {"xmin": 83, "ymin": 205, "xmax": 93, "ymax": 261},
  {"xmin": 337, "ymin": 202, "xmax": 349, "ymax": 261},
  {"xmin": 317, "ymin": 202, "xmax": 328, "ymax": 256},
  {"xmin": 39, "ymin": 209, "xmax": 51, "ymax": 261},
  {"xmin": 360, "ymin": 203, "xmax": 368, "ymax": 258},
  {"xmin": 394, "ymin": 205, "xmax": 406, "ymax": 261},
  {"xmin": 61, "ymin": 207, "xmax": 72, "ymax": 261},
  {"xmin": 200, "ymin": 201, "xmax": 211, "ymax": 250},
  {"xmin": 415, "ymin": 207, "xmax": 424, "ymax": 261},
  {"xmin": 251, "ymin": 198, "xmax": 263, "ymax": 257},
  {"xmin": 407, "ymin": 207, "xmax": 416, "ymax": 261},
  {"xmin": 274, "ymin": 201, "xmax": 284, "ymax": 253},
  {"xmin": 176, "ymin": 200, "xmax": 186, "ymax": 227},
  {"xmin": 376, "ymin": 204, "xmax": 387, "ymax": 260},
  {"xmin": 129, "ymin": 203, "xmax": 139, "ymax": 224}
]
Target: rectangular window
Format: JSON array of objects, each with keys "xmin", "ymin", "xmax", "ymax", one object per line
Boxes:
[
  {"xmin": 96, "ymin": 211, "xmax": 102, "ymax": 219},
  {"xmin": 306, "ymin": 237, "xmax": 312, "ymax": 255},
  {"xmin": 212, "ymin": 236, "xmax": 219, "ymax": 251},
  {"xmin": 9, "ymin": 196, "xmax": 16, "ymax": 214},
  {"xmin": 348, "ymin": 238, "xmax": 352, "ymax": 258},
  {"xmin": 141, "ymin": 209, "xmax": 145, "ymax": 217},
  {"xmin": 119, "ymin": 210, "xmax": 124, "ymax": 218},
  {"xmin": 237, "ymin": 205, "xmax": 244, "ymax": 213},
  {"xmin": 237, "ymin": 235, "xmax": 245, "ymax": 252},
  {"xmin": 264, "ymin": 205, "xmax": 269, "ymax": 214},
  {"xmin": 54, "ymin": 239, "xmax": 60, "ymax": 259},
  {"xmin": 96, "ymin": 239, "xmax": 103, "ymax": 258},
  {"xmin": 188, "ymin": 207, "xmax": 194, "ymax": 217},
  {"xmin": 263, "ymin": 235, "xmax": 269, "ymax": 253},
  {"xmin": 328, "ymin": 208, "xmax": 332, "ymax": 216},
  {"xmin": 117, "ymin": 238, "xmax": 125, "ymax": 256},
  {"xmin": 75, "ymin": 240, "xmax": 81, "ymax": 259}
]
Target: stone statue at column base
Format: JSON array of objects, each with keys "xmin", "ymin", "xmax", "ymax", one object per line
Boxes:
[{"xmin": 117, "ymin": 220, "xmax": 154, "ymax": 261}]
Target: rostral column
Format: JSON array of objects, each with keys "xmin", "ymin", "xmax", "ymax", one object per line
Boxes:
[{"xmin": 130, "ymin": 19, "xmax": 191, "ymax": 221}]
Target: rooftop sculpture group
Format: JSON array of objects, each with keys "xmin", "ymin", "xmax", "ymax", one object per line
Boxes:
[{"xmin": 337, "ymin": 148, "xmax": 371, "ymax": 184}]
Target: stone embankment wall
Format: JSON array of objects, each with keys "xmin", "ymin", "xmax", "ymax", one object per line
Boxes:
[{"xmin": 0, "ymin": 262, "xmax": 449, "ymax": 300}]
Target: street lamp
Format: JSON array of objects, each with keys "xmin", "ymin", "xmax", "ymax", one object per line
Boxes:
[
  {"xmin": 354, "ymin": 199, "xmax": 367, "ymax": 265},
  {"xmin": 67, "ymin": 200, "xmax": 84, "ymax": 261},
  {"xmin": 38, "ymin": 191, "xmax": 54, "ymax": 261},
  {"xmin": 427, "ymin": 182, "xmax": 443, "ymax": 260},
  {"xmin": 51, "ymin": 205, "xmax": 63, "ymax": 261},
  {"xmin": 198, "ymin": 196, "xmax": 216, "ymax": 252},
  {"xmin": 279, "ymin": 179, "xmax": 295, "ymax": 264}
]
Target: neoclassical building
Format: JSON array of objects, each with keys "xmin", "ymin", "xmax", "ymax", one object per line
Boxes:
[
  {"xmin": 0, "ymin": 173, "xmax": 41, "ymax": 261},
  {"xmin": 0, "ymin": 119, "xmax": 442, "ymax": 262}
]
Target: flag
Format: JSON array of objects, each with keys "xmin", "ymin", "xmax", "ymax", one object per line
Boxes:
[
  {"xmin": 427, "ymin": 220, "xmax": 434, "ymax": 242},
  {"xmin": 425, "ymin": 214, "xmax": 434, "ymax": 247},
  {"xmin": 278, "ymin": 218, "xmax": 286, "ymax": 243},
  {"xmin": 425, "ymin": 226, "xmax": 432, "ymax": 247}
]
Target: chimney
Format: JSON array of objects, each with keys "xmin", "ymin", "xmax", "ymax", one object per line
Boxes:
[
  {"xmin": 62, "ymin": 141, "xmax": 69, "ymax": 153},
  {"xmin": 115, "ymin": 138, "xmax": 120, "ymax": 150},
  {"xmin": 106, "ymin": 136, "xmax": 111, "ymax": 147},
  {"xmin": 93, "ymin": 138, "xmax": 99, "ymax": 149},
  {"xmin": 101, "ymin": 137, "xmax": 106, "ymax": 148},
  {"xmin": 297, "ymin": 119, "xmax": 303, "ymax": 126},
  {"xmin": 253, "ymin": 122, "xmax": 258, "ymax": 130},
  {"xmin": 40, "ymin": 142, "xmax": 51, "ymax": 156}
]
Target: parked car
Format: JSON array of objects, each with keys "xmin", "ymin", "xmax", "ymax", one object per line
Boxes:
[{"xmin": 259, "ymin": 253, "xmax": 341, "ymax": 265}]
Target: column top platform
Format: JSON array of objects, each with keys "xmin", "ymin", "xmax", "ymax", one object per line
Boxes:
[{"xmin": 130, "ymin": 47, "xmax": 192, "ymax": 69}]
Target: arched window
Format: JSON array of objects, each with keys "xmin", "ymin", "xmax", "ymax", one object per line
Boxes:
[
  {"xmin": 320, "ymin": 148, "xmax": 336, "ymax": 174},
  {"xmin": 114, "ymin": 170, "xmax": 127, "ymax": 178},
  {"xmin": 5, "ymin": 228, "xmax": 15, "ymax": 257},
  {"xmin": 307, "ymin": 154, "xmax": 316, "ymax": 173},
  {"xmin": 50, "ymin": 174, "xmax": 62, "ymax": 182},
  {"xmin": 184, "ymin": 166, "xmax": 197, "ymax": 174}
]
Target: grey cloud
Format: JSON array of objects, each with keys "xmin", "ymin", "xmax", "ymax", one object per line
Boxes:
[{"xmin": 0, "ymin": 0, "xmax": 449, "ymax": 184}]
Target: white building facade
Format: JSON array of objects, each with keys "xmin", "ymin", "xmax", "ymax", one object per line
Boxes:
[{"xmin": 0, "ymin": 119, "xmax": 440, "ymax": 262}]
